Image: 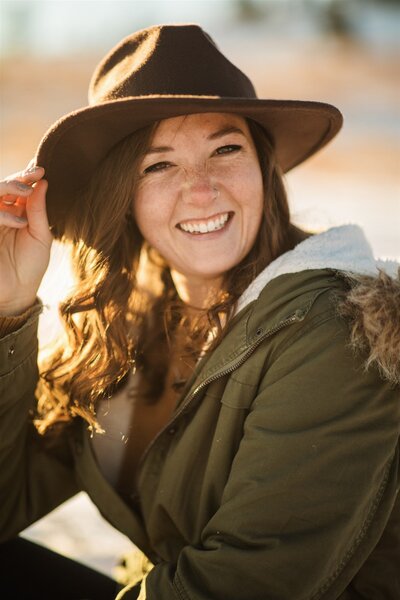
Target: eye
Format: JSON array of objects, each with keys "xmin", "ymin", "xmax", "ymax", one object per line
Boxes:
[
  {"xmin": 143, "ymin": 161, "xmax": 173, "ymax": 175},
  {"xmin": 215, "ymin": 144, "xmax": 242, "ymax": 156}
]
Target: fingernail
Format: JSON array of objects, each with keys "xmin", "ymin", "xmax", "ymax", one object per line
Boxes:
[
  {"xmin": 16, "ymin": 181, "xmax": 32, "ymax": 191},
  {"xmin": 14, "ymin": 216, "xmax": 28, "ymax": 224},
  {"xmin": 24, "ymin": 165, "xmax": 40, "ymax": 174}
]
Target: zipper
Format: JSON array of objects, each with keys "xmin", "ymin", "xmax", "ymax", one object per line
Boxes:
[
  {"xmin": 183, "ymin": 311, "xmax": 304, "ymax": 405},
  {"xmin": 136, "ymin": 310, "xmax": 305, "ymax": 476}
]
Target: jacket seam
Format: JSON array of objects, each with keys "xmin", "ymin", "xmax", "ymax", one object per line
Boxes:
[
  {"xmin": 275, "ymin": 309, "xmax": 336, "ymax": 358},
  {"xmin": 260, "ymin": 286, "xmax": 339, "ymax": 361},
  {"xmin": 310, "ymin": 454, "xmax": 394, "ymax": 599},
  {"xmin": 227, "ymin": 375, "xmax": 257, "ymax": 388},
  {"xmin": 174, "ymin": 573, "xmax": 190, "ymax": 600}
]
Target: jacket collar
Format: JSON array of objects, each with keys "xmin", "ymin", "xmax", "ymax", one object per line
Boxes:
[
  {"xmin": 236, "ymin": 225, "xmax": 398, "ymax": 315},
  {"xmin": 189, "ymin": 224, "xmax": 400, "ymax": 396}
]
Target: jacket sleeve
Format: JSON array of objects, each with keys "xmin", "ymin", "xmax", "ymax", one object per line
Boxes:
[
  {"xmin": 0, "ymin": 309, "xmax": 79, "ymax": 541},
  {"xmin": 141, "ymin": 308, "xmax": 400, "ymax": 599}
]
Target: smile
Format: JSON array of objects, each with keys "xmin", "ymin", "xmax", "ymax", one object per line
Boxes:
[{"xmin": 177, "ymin": 212, "xmax": 232, "ymax": 234}]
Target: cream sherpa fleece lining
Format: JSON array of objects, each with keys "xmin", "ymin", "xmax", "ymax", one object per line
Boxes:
[
  {"xmin": 235, "ymin": 224, "xmax": 400, "ymax": 385},
  {"xmin": 236, "ymin": 224, "xmax": 398, "ymax": 315}
]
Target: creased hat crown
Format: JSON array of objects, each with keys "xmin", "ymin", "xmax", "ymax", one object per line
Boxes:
[{"xmin": 89, "ymin": 24, "xmax": 257, "ymax": 103}]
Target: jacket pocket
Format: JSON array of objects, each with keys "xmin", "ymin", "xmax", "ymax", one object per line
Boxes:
[{"xmin": 219, "ymin": 377, "xmax": 256, "ymax": 410}]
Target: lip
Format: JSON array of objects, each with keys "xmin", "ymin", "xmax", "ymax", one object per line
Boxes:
[
  {"xmin": 176, "ymin": 211, "xmax": 230, "ymax": 228},
  {"xmin": 176, "ymin": 211, "xmax": 234, "ymax": 239}
]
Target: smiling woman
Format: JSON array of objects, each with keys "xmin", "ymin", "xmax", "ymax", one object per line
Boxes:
[{"xmin": 0, "ymin": 23, "xmax": 399, "ymax": 600}]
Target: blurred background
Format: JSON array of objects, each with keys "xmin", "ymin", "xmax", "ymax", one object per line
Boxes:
[{"xmin": 1, "ymin": 0, "xmax": 399, "ymax": 578}]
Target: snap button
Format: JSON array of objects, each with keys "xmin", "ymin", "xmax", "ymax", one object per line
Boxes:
[
  {"xmin": 294, "ymin": 309, "xmax": 306, "ymax": 321},
  {"xmin": 256, "ymin": 328, "xmax": 263, "ymax": 336},
  {"xmin": 8, "ymin": 345, "xmax": 15, "ymax": 358}
]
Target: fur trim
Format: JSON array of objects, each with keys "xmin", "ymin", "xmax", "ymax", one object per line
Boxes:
[{"xmin": 338, "ymin": 268, "xmax": 400, "ymax": 385}]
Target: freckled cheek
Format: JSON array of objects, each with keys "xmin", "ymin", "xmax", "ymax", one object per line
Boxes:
[
  {"xmin": 210, "ymin": 162, "xmax": 239, "ymax": 181},
  {"xmin": 133, "ymin": 192, "xmax": 176, "ymax": 236},
  {"xmin": 234, "ymin": 170, "xmax": 264, "ymax": 237},
  {"xmin": 224, "ymin": 173, "xmax": 263, "ymax": 210},
  {"xmin": 215, "ymin": 159, "xmax": 262, "ymax": 188}
]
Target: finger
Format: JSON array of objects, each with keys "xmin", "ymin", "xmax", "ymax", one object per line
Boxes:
[
  {"xmin": 7, "ymin": 165, "xmax": 46, "ymax": 186},
  {"xmin": 0, "ymin": 198, "xmax": 24, "ymax": 219},
  {"xmin": 1, "ymin": 194, "xmax": 18, "ymax": 206},
  {"xmin": 0, "ymin": 179, "xmax": 34, "ymax": 198},
  {"xmin": 6, "ymin": 163, "xmax": 43, "ymax": 178},
  {"xmin": 16, "ymin": 165, "xmax": 45, "ymax": 185},
  {"xmin": 25, "ymin": 158, "xmax": 37, "ymax": 171},
  {"xmin": 25, "ymin": 179, "xmax": 53, "ymax": 244},
  {"xmin": 0, "ymin": 210, "xmax": 28, "ymax": 228}
]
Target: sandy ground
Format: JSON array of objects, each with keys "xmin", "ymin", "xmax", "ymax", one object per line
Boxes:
[{"xmin": 1, "ymin": 32, "xmax": 399, "ymax": 576}]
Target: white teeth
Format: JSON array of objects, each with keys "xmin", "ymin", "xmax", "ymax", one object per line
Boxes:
[{"xmin": 179, "ymin": 213, "xmax": 229, "ymax": 234}]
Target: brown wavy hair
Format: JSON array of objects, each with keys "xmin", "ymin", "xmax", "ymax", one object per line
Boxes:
[{"xmin": 36, "ymin": 118, "xmax": 308, "ymax": 434}]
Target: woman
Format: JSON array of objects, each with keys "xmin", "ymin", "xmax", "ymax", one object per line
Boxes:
[{"xmin": 0, "ymin": 24, "xmax": 399, "ymax": 600}]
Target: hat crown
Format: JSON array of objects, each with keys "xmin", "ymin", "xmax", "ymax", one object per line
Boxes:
[{"xmin": 89, "ymin": 24, "xmax": 257, "ymax": 104}]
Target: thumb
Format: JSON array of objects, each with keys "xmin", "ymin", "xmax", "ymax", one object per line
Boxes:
[{"xmin": 25, "ymin": 179, "xmax": 53, "ymax": 245}]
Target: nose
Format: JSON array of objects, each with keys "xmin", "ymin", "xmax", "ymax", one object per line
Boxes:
[{"xmin": 181, "ymin": 166, "xmax": 217, "ymax": 207}]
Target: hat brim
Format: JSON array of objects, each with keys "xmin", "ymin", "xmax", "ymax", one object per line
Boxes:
[{"xmin": 35, "ymin": 96, "xmax": 343, "ymax": 237}]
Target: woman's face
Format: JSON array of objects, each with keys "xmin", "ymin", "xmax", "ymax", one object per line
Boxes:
[{"xmin": 133, "ymin": 112, "xmax": 264, "ymax": 303}]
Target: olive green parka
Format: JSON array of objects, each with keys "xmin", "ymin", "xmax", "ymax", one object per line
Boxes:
[{"xmin": 1, "ymin": 225, "xmax": 399, "ymax": 599}]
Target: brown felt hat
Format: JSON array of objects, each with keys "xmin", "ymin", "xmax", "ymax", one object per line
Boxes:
[{"xmin": 35, "ymin": 23, "xmax": 343, "ymax": 238}]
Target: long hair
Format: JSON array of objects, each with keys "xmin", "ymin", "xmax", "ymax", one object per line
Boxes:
[{"xmin": 36, "ymin": 118, "xmax": 307, "ymax": 434}]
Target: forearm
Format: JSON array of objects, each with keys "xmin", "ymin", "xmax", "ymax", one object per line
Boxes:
[{"xmin": 0, "ymin": 308, "xmax": 78, "ymax": 540}]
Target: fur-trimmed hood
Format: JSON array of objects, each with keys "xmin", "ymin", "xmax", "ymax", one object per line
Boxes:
[
  {"xmin": 338, "ymin": 268, "xmax": 400, "ymax": 385},
  {"xmin": 237, "ymin": 225, "xmax": 400, "ymax": 385}
]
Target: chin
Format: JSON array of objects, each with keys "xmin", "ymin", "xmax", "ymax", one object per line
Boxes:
[{"xmin": 188, "ymin": 265, "xmax": 235, "ymax": 281}]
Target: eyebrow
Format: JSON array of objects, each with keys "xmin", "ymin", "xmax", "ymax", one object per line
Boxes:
[
  {"xmin": 145, "ymin": 125, "xmax": 246, "ymax": 155},
  {"xmin": 208, "ymin": 125, "xmax": 245, "ymax": 140},
  {"xmin": 145, "ymin": 145, "xmax": 173, "ymax": 155}
]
